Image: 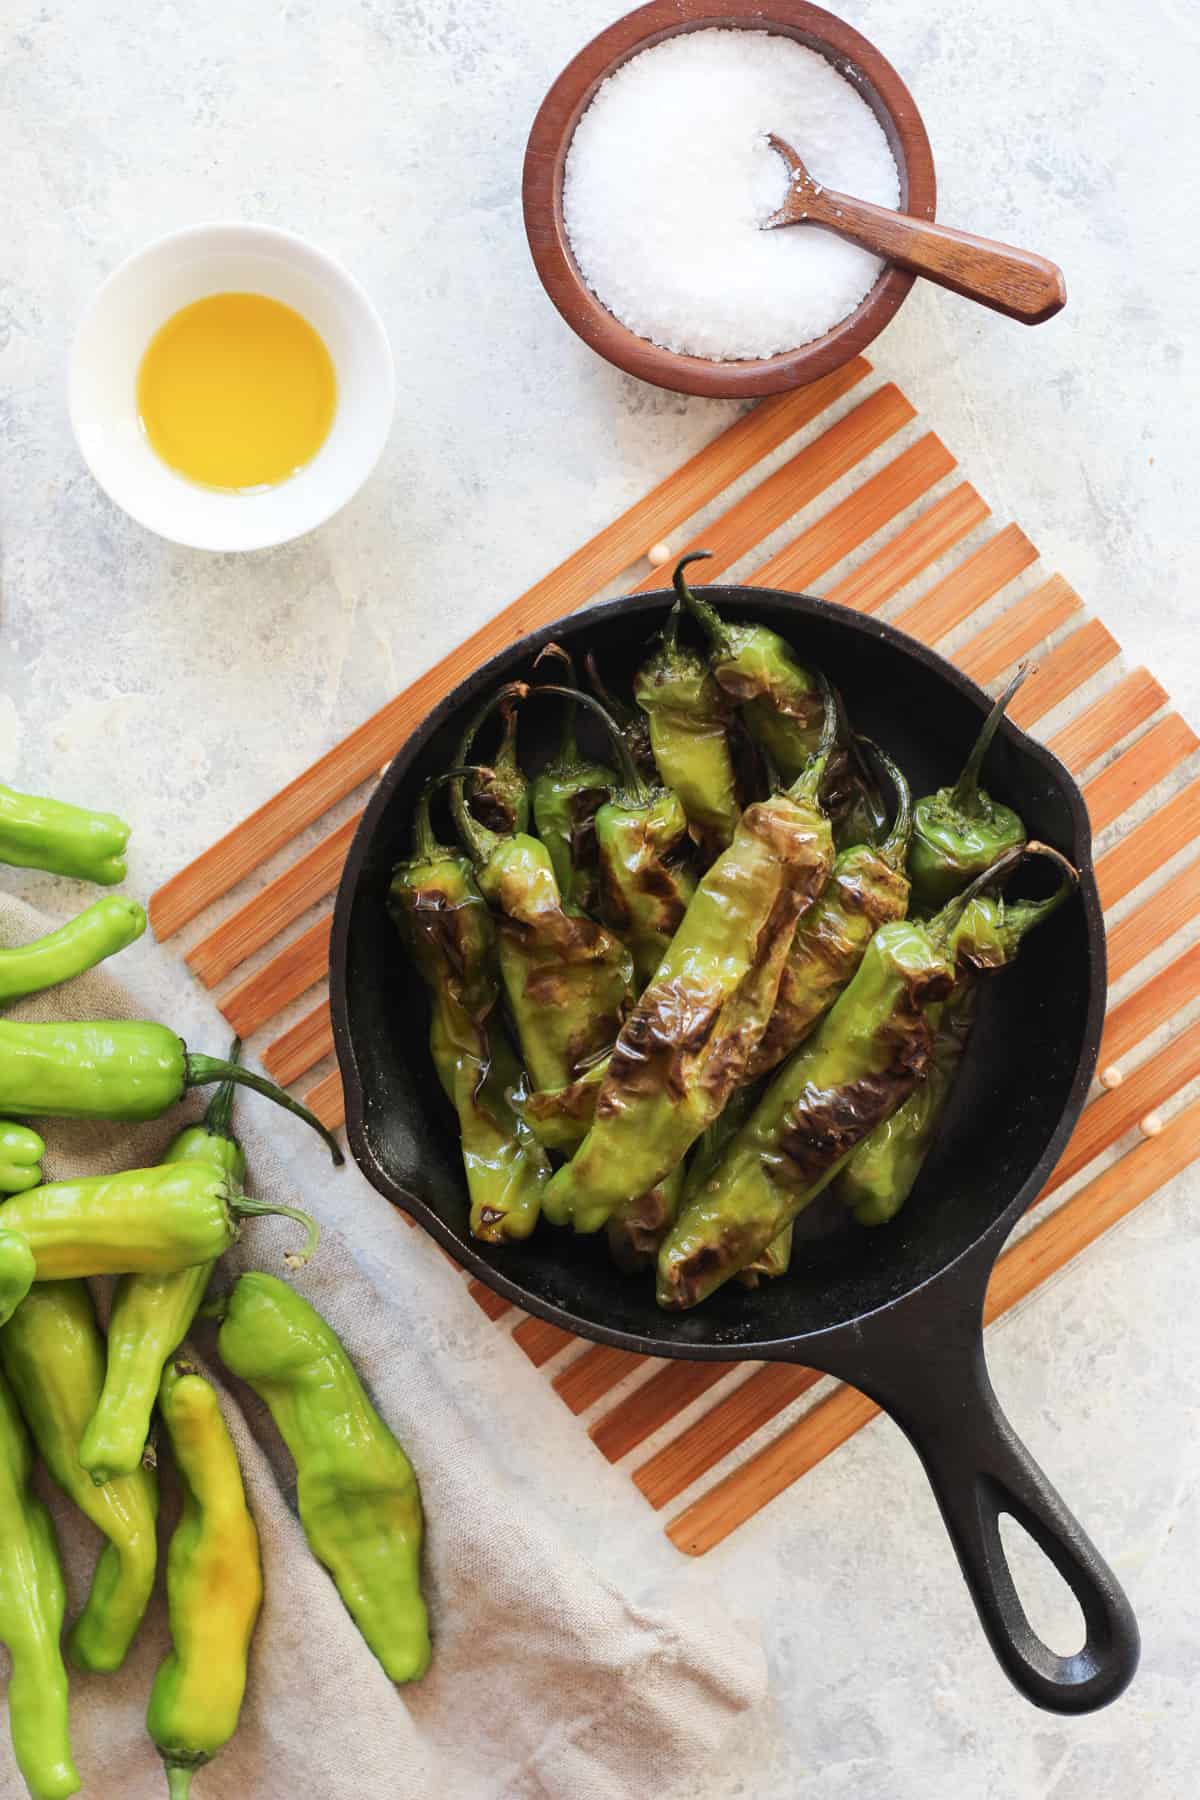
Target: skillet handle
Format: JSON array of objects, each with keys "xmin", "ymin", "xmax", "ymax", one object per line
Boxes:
[{"xmin": 829, "ymin": 1265, "xmax": 1140, "ymax": 1713}]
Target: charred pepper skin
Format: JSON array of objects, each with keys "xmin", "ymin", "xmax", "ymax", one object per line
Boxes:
[
  {"xmin": 147, "ymin": 1360, "xmax": 263, "ymax": 1800},
  {"xmin": 0, "ymin": 1280, "xmax": 159, "ymax": 1674},
  {"xmin": 0, "ymin": 1019, "xmax": 342, "ymax": 1162},
  {"xmin": 389, "ymin": 782, "xmax": 547, "ymax": 1243},
  {"xmin": 217, "ymin": 1273, "xmax": 430, "ymax": 1684},
  {"xmin": 658, "ymin": 915, "xmax": 957, "ymax": 1309},
  {"xmin": 907, "ymin": 665, "xmax": 1030, "ymax": 913},
  {"xmin": 529, "ymin": 646, "xmax": 616, "ymax": 912},
  {"xmin": 451, "ymin": 686, "xmax": 634, "ymax": 1093},
  {"xmin": 634, "ymin": 572, "xmax": 740, "ymax": 859},
  {"xmin": 0, "ymin": 1162, "xmax": 318, "ymax": 1279},
  {"xmin": 0, "ymin": 783, "xmax": 130, "ymax": 887},
  {"xmin": 838, "ymin": 844, "xmax": 1077, "ymax": 1225},
  {"xmin": 544, "ymin": 687, "xmax": 838, "ymax": 1235},
  {"xmin": 0, "ymin": 1367, "xmax": 80, "ymax": 1800},
  {"xmin": 79, "ymin": 1058, "xmax": 247, "ymax": 1485},
  {"xmin": 746, "ymin": 745, "xmax": 912, "ymax": 1081},
  {"xmin": 0, "ymin": 897, "xmax": 146, "ymax": 1006},
  {"xmin": 0, "ymin": 1123, "xmax": 45, "ymax": 1195},
  {"xmin": 0, "ymin": 1230, "xmax": 36, "ymax": 1328}
]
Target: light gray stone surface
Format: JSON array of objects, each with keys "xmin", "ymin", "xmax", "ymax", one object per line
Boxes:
[{"xmin": 1, "ymin": 1, "xmax": 1197, "ymax": 1795}]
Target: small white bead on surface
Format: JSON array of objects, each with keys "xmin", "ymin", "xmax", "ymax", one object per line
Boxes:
[
  {"xmin": 1140, "ymin": 1111, "xmax": 1165, "ymax": 1138},
  {"xmin": 647, "ymin": 541, "xmax": 672, "ymax": 567},
  {"xmin": 1099, "ymin": 1065, "xmax": 1124, "ymax": 1090}
]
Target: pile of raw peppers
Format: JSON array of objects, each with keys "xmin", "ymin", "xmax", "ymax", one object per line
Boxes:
[
  {"xmin": 0, "ymin": 783, "xmax": 430, "ymax": 1800},
  {"xmin": 392, "ymin": 553, "xmax": 1079, "ymax": 1306}
]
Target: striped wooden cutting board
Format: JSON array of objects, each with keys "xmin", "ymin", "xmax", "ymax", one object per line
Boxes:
[{"xmin": 150, "ymin": 356, "xmax": 1200, "ymax": 1551}]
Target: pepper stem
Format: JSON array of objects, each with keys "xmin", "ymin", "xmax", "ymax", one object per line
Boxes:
[
  {"xmin": 165, "ymin": 1763, "xmax": 196, "ymax": 1800},
  {"xmin": 951, "ymin": 664, "xmax": 1031, "ymax": 816},
  {"xmin": 534, "ymin": 643, "xmax": 581, "ymax": 765},
  {"xmin": 229, "ymin": 1195, "xmax": 321, "ymax": 1267},
  {"xmin": 449, "ymin": 681, "xmax": 529, "ymax": 865},
  {"xmin": 1001, "ymin": 842, "xmax": 1080, "ymax": 946},
  {"xmin": 788, "ymin": 669, "xmax": 838, "ymax": 802},
  {"xmin": 532, "ymin": 684, "xmax": 648, "ymax": 801},
  {"xmin": 202, "ymin": 1036, "xmax": 242, "ymax": 1141},
  {"xmin": 860, "ymin": 740, "xmax": 912, "ymax": 869},
  {"xmin": 927, "ymin": 839, "xmax": 1077, "ymax": 947},
  {"xmin": 183, "ymin": 1055, "xmax": 344, "ymax": 1166},
  {"xmin": 672, "ymin": 551, "xmax": 727, "ymax": 651},
  {"xmin": 585, "ymin": 651, "xmax": 633, "ymax": 727}
]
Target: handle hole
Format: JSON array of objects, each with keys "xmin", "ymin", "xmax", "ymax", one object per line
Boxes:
[{"xmin": 998, "ymin": 1511, "xmax": 1086, "ymax": 1656}]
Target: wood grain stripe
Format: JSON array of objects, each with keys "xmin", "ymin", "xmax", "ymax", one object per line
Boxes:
[
  {"xmin": 954, "ymin": 575, "xmax": 1081, "ymax": 685},
  {"xmin": 590, "ymin": 1360, "xmax": 739, "ymax": 1464},
  {"xmin": 629, "ymin": 383, "xmax": 915, "ymax": 592},
  {"xmin": 892, "ymin": 523, "xmax": 1038, "ymax": 645},
  {"xmin": 823, "ymin": 481, "xmax": 989, "ymax": 613},
  {"xmin": 512, "ymin": 1317, "xmax": 577, "ymax": 1367},
  {"xmin": 149, "ymin": 365, "xmax": 871, "ymax": 941},
  {"xmin": 187, "ymin": 812, "xmax": 362, "ymax": 988},
  {"xmin": 749, "ymin": 432, "xmax": 955, "ymax": 591},
  {"xmin": 1081, "ymin": 714, "xmax": 1199, "ymax": 834},
  {"xmin": 552, "ymin": 1344, "xmax": 647, "ymax": 1414},
  {"xmin": 302, "ymin": 1067, "xmax": 345, "ymax": 1131},
  {"xmin": 635, "ymin": 1364, "xmax": 824, "ymax": 1511},
  {"xmin": 263, "ymin": 999, "xmax": 334, "ymax": 1086},
  {"xmin": 667, "ymin": 1099, "xmax": 1200, "ymax": 1553},
  {"xmin": 1106, "ymin": 855, "xmax": 1200, "ymax": 984},
  {"xmin": 1007, "ymin": 618, "xmax": 1121, "ymax": 728},
  {"xmin": 468, "ymin": 1280, "xmax": 511, "ymax": 1322},
  {"xmin": 1041, "ymin": 1016, "xmax": 1200, "ymax": 1197},
  {"xmin": 1095, "ymin": 781, "xmax": 1200, "ymax": 912},
  {"xmin": 221, "ymin": 915, "xmax": 332, "ymax": 1038},
  {"xmin": 1048, "ymin": 669, "xmax": 1167, "ymax": 776},
  {"xmin": 1099, "ymin": 943, "xmax": 1200, "ymax": 1069}
]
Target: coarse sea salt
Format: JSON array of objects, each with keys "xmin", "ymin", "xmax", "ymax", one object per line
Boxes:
[{"xmin": 562, "ymin": 28, "xmax": 901, "ymax": 362}]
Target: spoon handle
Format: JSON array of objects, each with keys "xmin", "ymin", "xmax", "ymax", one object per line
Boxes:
[{"xmin": 808, "ymin": 189, "xmax": 1067, "ymax": 324}]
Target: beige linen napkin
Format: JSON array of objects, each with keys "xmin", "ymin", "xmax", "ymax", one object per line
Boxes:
[{"xmin": 0, "ymin": 893, "xmax": 765, "ymax": 1800}]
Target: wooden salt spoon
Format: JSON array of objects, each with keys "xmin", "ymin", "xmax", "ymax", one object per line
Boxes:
[{"xmin": 762, "ymin": 133, "xmax": 1066, "ymax": 325}]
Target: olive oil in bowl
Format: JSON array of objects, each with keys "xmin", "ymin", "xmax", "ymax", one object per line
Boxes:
[{"xmin": 137, "ymin": 292, "xmax": 336, "ymax": 491}]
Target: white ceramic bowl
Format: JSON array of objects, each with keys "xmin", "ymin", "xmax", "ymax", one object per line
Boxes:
[{"xmin": 69, "ymin": 222, "xmax": 395, "ymax": 552}]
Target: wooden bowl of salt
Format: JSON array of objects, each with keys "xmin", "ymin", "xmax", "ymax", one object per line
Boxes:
[{"xmin": 522, "ymin": 0, "xmax": 936, "ymax": 397}]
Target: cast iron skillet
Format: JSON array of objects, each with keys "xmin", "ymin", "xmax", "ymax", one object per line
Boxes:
[{"xmin": 330, "ymin": 586, "xmax": 1139, "ymax": 1713}]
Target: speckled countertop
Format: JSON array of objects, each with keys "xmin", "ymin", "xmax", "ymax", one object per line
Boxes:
[{"xmin": 2, "ymin": 2, "xmax": 1198, "ymax": 1795}]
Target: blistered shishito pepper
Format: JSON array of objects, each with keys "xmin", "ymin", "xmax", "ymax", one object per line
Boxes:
[
  {"xmin": 146, "ymin": 1359, "xmax": 263, "ymax": 1800},
  {"xmin": 0, "ymin": 1367, "xmax": 80, "ymax": 1800},
  {"xmin": 0, "ymin": 897, "xmax": 146, "ymax": 1006},
  {"xmin": 79, "ymin": 1051, "xmax": 247, "ymax": 1485},
  {"xmin": 682, "ymin": 1084, "xmax": 790, "ymax": 1286},
  {"xmin": 747, "ymin": 744, "xmax": 912, "ymax": 1080},
  {"xmin": 0, "ymin": 1018, "xmax": 341, "ymax": 1161},
  {"xmin": 544, "ymin": 681, "xmax": 837, "ymax": 1235},
  {"xmin": 529, "ymin": 645, "xmax": 615, "ymax": 912},
  {"xmin": 0, "ymin": 1123, "xmax": 45, "ymax": 1195},
  {"xmin": 451, "ymin": 686, "xmax": 633, "ymax": 1092},
  {"xmin": 0, "ymin": 782, "xmax": 131, "ymax": 887},
  {"xmin": 462, "ymin": 683, "xmax": 530, "ymax": 838},
  {"xmin": 217, "ymin": 1273, "xmax": 431, "ymax": 1683},
  {"xmin": 0, "ymin": 1162, "xmax": 318, "ymax": 1279},
  {"xmin": 0, "ymin": 1280, "xmax": 159, "ymax": 1673},
  {"xmin": 907, "ymin": 665, "xmax": 1029, "ymax": 913},
  {"xmin": 838, "ymin": 843, "xmax": 1076, "ymax": 1225},
  {"xmin": 0, "ymin": 1229, "xmax": 36, "ymax": 1328},
  {"xmin": 634, "ymin": 576, "xmax": 740, "ymax": 858},
  {"xmin": 389, "ymin": 780, "xmax": 547, "ymax": 1243},
  {"xmin": 585, "ymin": 651, "xmax": 658, "ymax": 784},
  {"xmin": 606, "ymin": 1163, "xmax": 686, "ymax": 1273},
  {"xmin": 657, "ymin": 893, "xmax": 983, "ymax": 1308}
]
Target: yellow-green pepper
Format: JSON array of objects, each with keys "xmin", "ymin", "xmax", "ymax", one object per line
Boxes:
[{"xmin": 0, "ymin": 1123, "xmax": 45, "ymax": 1195}]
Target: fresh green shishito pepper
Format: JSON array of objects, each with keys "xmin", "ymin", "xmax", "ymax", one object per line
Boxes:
[
  {"xmin": 389, "ymin": 779, "xmax": 547, "ymax": 1243},
  {"xmin": 0, "ymin": 897, "xmax": 146, "ymax": 1006},
  {"xmin": 837, "ymin": 843, "xmax": 1076, "ymax": 1225},
  {"xmin": 529, "ymin": 645, "xmax": 615, "ymax": 911},
  {"xmin": 0, "ymin": 1019, "xmax": 342, "ymax": 1161},
  {"xmin": 147, "ymin": 1360, "xmax": 263, "ymax": 1800},
  {"xmin": 634, "ymin": 577, "xmax": 740, "ymax": 859},
  {"xmin": 0, "ymin": 1162, "xmax": 318, "ymax": 1279},
  {"xmin": 0, "ymin": 1366, "xmax": 79, "ymax": 1800},
  {"xmin": 907, "ymin": 665, "xmax": 1029, "ymax": 913},
  {"xmin": 217, "ymin": 1273, "xmax": 431, "ymax": 1683},
  {"xmin": 658, "ymin": 905, "xmax": 967, "ymax": 1309},
  {"xmin": 544, "ymin": 682, "xmax": 837, "ymax": 1235},
  {"xmin": 79, "ymin": 1052, "xmax": 247, "ymax": 1485},
  {"xmin": 451, "ymin": 686, "xmax": 633, "ymax": 1093},
  {"xmin": 0, "ymin": 1280, "xmax": 159, "ymax": 1673},
  {"xmin": 0, "ymin": 1230, "xmax": 36, "ymax": 1328},
  {"xmin": 747, "ymin": 744, "xmax": 912, "ymax": 1080},
  {"xmin": 0, "ymin": 782, "xmax": 131, "ymax": 886},
  {"xmin": 0, "ymin": 1123, "xmax": 45, "ymax": 1195}
]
